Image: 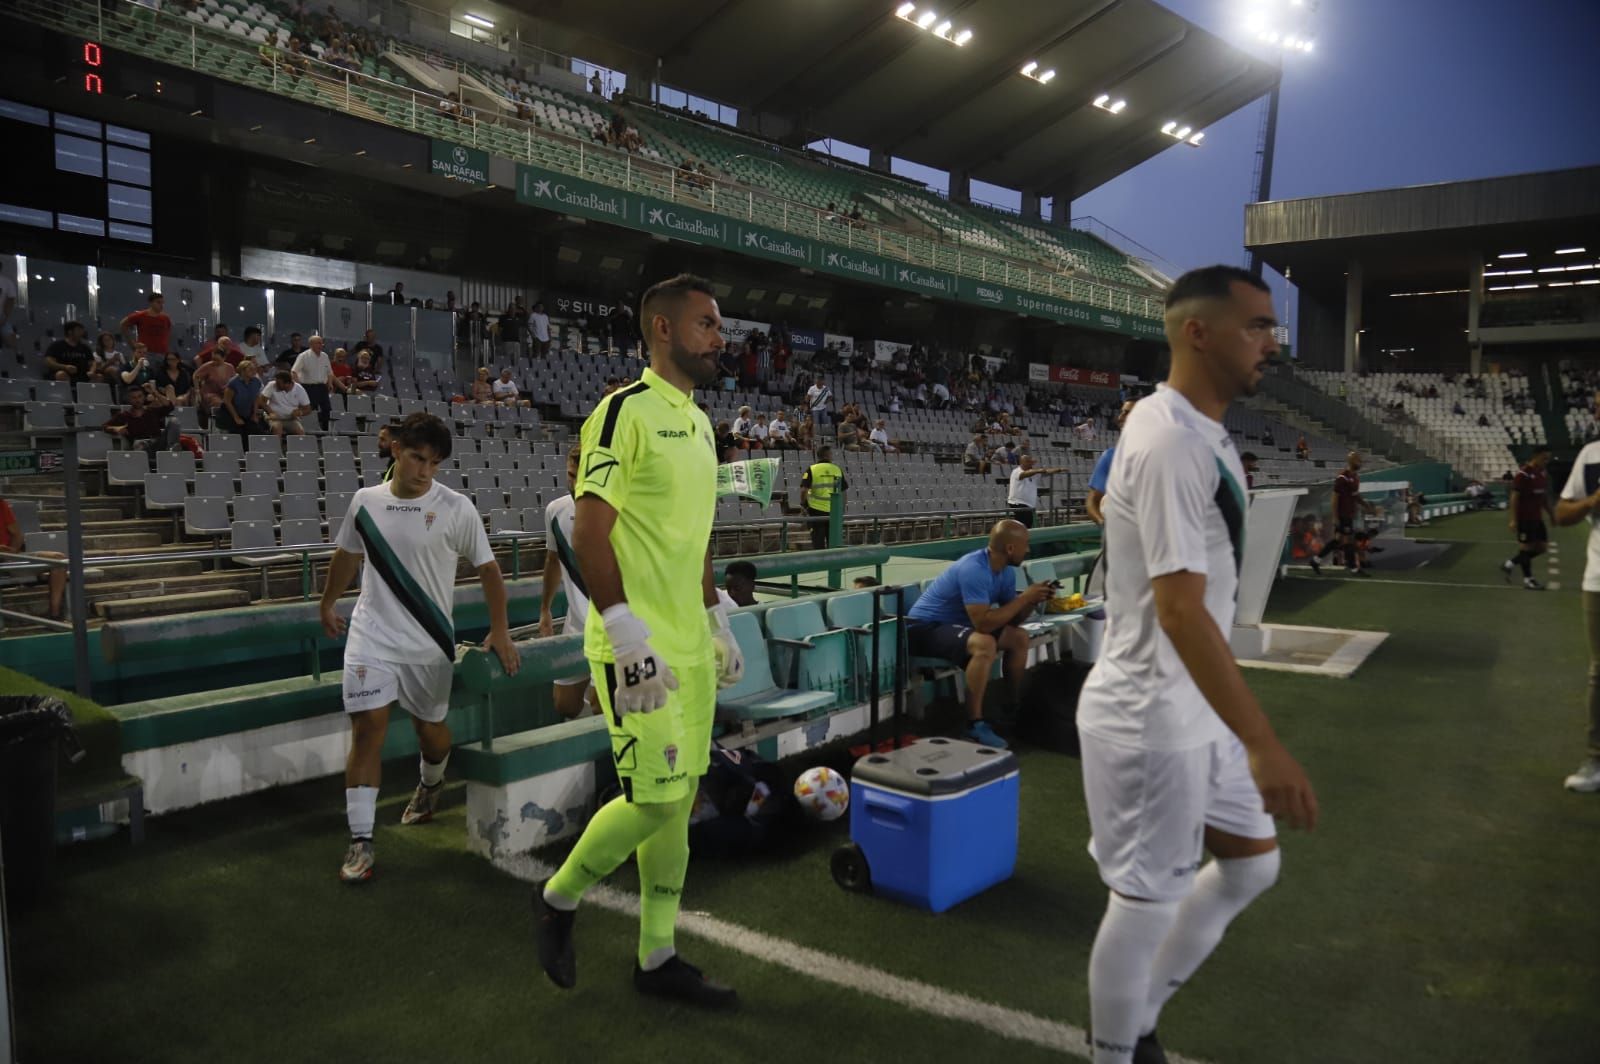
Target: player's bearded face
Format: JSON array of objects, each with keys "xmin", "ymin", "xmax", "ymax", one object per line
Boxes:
[{"xmin": 667, "ymin": 312, "xmax": 723, "ymax": 387}]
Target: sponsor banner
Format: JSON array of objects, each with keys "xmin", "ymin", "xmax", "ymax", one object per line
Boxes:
[
  {"xmin": 873, "ymin": 339, "xmax": 911, "ymax": 363},
  {"xmin": 824, "ymin": 333, "xmax": 856, "ymax": 357},
  {"xmin": 734, "ymin": 222, "xmax": 813, "ymax": 267},
  {"xmin": 516, "ymin": 165, "xmax": 631, "ymax": 223},
  {"xmin": 1028, "ymin": 363, "xmax": 1122, "ymax": 389},
  {"xmin": 790, "ymin": 328, "xmax": 825, "ymax": 353},
  {"xmin": 514, "ymin": 162, "xmax": 1165, "ymax": 342},
  {"xmin": 716, "ymin": 458, "xmax": 780, "ymax": 507},
  {"xmin": 430, "ymin": 140, "xmax": 490, "ymax": 184},
  {"xmin": 720, "ymin": 316, "xmax": 772, "ymax": 347},
  {"xmin": 547, "ymin": 292, "xmax": 620, "ymax": 318}
]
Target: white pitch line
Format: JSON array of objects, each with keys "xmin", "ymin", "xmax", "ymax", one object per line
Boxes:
[
  {"xmin": 499, "ymin": 852, "xmax": 1209, "ymax": 1064},
  {"xmin": 1284, "ymin": 574, "xmax": 1541, "ymax": 590}
]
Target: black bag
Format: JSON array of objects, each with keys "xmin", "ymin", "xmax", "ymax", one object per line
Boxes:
[{"xmin": 1015, "ymin": 660, "xmax": 1089, "ymax": 757}]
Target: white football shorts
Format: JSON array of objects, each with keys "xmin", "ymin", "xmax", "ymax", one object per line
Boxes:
[
  {"xmin": 1080, "ymin": 732, "xmax": 1276, "ymax": 903},
  {"xmin": 553, "ymin": 613, "xmax": 591, "ymax": 688},
  {"xmin": 342, "ymin": 655, "xmax": 453, "ymax": 723}
]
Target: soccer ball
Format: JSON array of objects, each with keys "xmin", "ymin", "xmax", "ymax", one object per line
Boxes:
[{"xmin": 793, "ymin": 766, "xmax": 850, "ymax": 822}]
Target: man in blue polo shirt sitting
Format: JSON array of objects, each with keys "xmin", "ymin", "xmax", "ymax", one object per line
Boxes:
[{"xmin": 906, "ymin": 520, "xmax": 1054, "ymax": 748}]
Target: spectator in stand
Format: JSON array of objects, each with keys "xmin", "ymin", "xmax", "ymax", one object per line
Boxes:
[
  {"xmin": 496, "ymin": 302, "xmax": 525, "ymax": 360},
  {"xmin": 767, "ymin": 410, "xmax": 795, "ymax": 450},
  {"xmin": 221, "ymin": 359, "xmax": 267, "ymax": 437},
  {"xmin": 388, "ymin": 282, "xmax": 405, "ymax": 305},
  {"xmin": 731, "ymin": 406, "xmax": 758, "ymax": 449},
  {"xmin": 1296, "ymin": 434, "xmax": 1309, "ymax": 460},
  {"xmin": 354, "ymin": 329, "xmax": 384, "ymax": 377},
  {"xmin": 262, "ymin": 369, "xmax": 313, "ymax": 436},
  {"xmin": 589, "ymin": 70, "xmax": 602, "ymax": 95},
  {"xmin": 118, "ymin": 342, "xmax": 155, "ymax": 393},
  {"xmin": 196, "ymin": 323, "xmax": 231, "ymax": 363},
  {"xmin": 198, "ymin": 334, "xmax": 246, "ymax": 369},
  {"xmin": 529, "ymin": 302, "xmax": 551, "ymax": 357},
  {"xmin": 291, "ymin": 335, "xmax": 334, "ymax": 430},
  {"xmin": 869, "ymin": 419, "xmax": 897, "ymax": 453},
  {"xmin": 991, "ymin": 440, "xmax": 1018, "ymax": 470},
  {"xmin": 722, "ymin": 561, "xmax": 758, "ymax": 608},
  {"xmin": 1241, "ymin": 451, "xmax": 1260, "ymax": 490},
  {"xmin": 470, "ymin": 367, "xmax": 496, "ymax": 405},
  {"xmin": 329, "ymin": 347, "xmax": 355, "ymax": 394},
  {"xmin": 836, "ymin": 416, "xmax": 864, "ymax": 452},
  {"xmin": 747, "ymin": 411, "xmax": 770, "ymax": 450},
  {"xmin": 492, "ymin": 368, "xmax": 530, "ymax": 407},
  {"xmin": 103, "ymin": 385, "xmax": 172, "ymax": 449},
  {"xmin": 795, "ymin": 414, "xmax": 816, "ymax": 451},
  {"xmin": 45, "ymin": 322, "xmax": 104, "ymax": 384},
  {"xmin": 192, "ymin": 351, "xmax": 236, "ymax": 429},
  {"xmin": 0, "ymin": 496, "xmax": 68, "ymax": 620},
  {"xmin": 94, "ymin": 332, "xmax": 128, "ymax": 397},
  {"xmin": 352, "ymin": 350, "xmax": 383, "ymax": 393},
  {"xmin": 120, "ymin": 292, "xmax": 172, "ymax": 355},
  {"xmin": 458, "ymin": 302, "xmax": 486, "ymax": 353},
  {"xmin": 150, "ymin": 351, "xmax": 193, "ymax": 406},
  {"xmin": 964, "ymin": 434, "xmax": 991, "ymax": 475},
  {"xmin": 806, "ymin": 375, "xmax": 833, "ymax": 425},
  {"xmin": 1006, "ymin": 454, "xmax": 1067, "ymax": 529},
  {"xmin": 715, "ymin": 421, "xmax": 738, "ymax": 463},
  {"xmin": 239, "ymin": 325, "xmax": 268, "ymax": 369},
  {"xmin": 278, "ymin": 332, "xmax": 307, "ymax": 370}
]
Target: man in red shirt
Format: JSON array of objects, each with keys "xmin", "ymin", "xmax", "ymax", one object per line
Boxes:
[
  {"xmin": 196, "ymin": 324, "xmax": 232, "ymax": 363},
  {"xmin": 197, "ymin": 335, "xmax": 245, "ymax": 368},
  {"xmin": 1, "ymin": 498, "xmax": 67, "ymax": 619},
  {"xmin": 1314, "ymin": 451, "xmax": 1374, "ymax": 575},
  {"xmin": 120, "ymin": 293, "xmax": 172, "ymax": 356},
  {"xmin": 1503, "ymin": 445, "xmax": 1554, "ymax": 590}
]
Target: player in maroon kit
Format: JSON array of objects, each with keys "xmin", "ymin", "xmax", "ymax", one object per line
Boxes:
[
  {"xmin": 1314, "ymin": 451, "xmax": 1375, "ymax": 575},
  {"xmin": 1503, "ymin": 445, "xmax": 1555, "ymax": 591}
]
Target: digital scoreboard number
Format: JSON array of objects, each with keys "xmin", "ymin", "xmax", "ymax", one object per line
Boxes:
[{"xmin": 81, "ymin": 41, "xmax": 105, "ymax": 95}]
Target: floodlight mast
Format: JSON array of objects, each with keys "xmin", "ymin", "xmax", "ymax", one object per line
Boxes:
[{"xmin": 1246, "ymin": 0, "xmax": 1316, "ymax": 278}]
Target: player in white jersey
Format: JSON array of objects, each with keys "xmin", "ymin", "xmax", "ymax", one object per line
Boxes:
[
  {"xmin": 1076, "ymin": 266, "xmax": 1318, "ymax": 1064},
  {"xmin": 320, "ymin": 412, "xmax": 521, "ymax": 883},
  {"xmin": 539, "ymin": 443, "xmax": 596, "ymax": 718}
]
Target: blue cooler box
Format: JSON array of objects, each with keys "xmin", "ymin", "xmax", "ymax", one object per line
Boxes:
[{"xmin": 848, "ymin": 737, "xmax": 1019, "ymax": 913}]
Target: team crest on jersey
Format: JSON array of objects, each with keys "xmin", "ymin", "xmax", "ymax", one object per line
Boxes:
[
  {"xmin": 663, "ymin": 744, "xmax": 678, "ymax": 772},
  {"xmin": 424, "ymin": 510, "xmax": 437, "ymax": 530},
  {"xmin": 353, "ymin": 665, "xmax": 366, "ymax": 682}
]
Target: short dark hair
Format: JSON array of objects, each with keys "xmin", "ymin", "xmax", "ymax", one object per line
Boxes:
[
  {"xmin": 275, "ymin": 370, "xmax": 292, "ymax": 385},
  {"xmin": 64, "ymin": 320, "xmax": 85, "ymax": 335},
  {"xmin": 1240, "ymin": 451, "xmax": 1259, "ymax": 463},
  {"xmin": 244, "ymin": 325, "xmax": 262, "ymax": 341},
  {"xmin": 639, "ymin": 273, "xmax": 715, "ymax": 332},
  {"xmin": 816, "ymin": 445, "xmax": 833, "ymax": 460},
  {"xmin": 853, "ymin": 575, "xmax": 880, "ymax": 588},
  {"xmin": 148, "ymin": 292, "xmax": 163, "ymax": 304},
  {"xmin": 391, "ymin": 411, "xmax": 453, "ymax": 460},
  {"xmin": 567, "ymin": 442, "xmax": 582, "ymax": 462},
  {"xmin": 1164, "ymin": 265, "xmax": 1270, "ymax": 310},
  {"xmin": 1531, "ymin": 444, "xmax": 1552, "ymax": 455},
  {"xmin": 726, "ymin": 561, "xmax": 757, "ymax": 583}
]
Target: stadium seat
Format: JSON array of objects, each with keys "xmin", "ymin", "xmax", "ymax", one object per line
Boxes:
[
  {"xmin": 324, "ymin": 469, "xmax": 360, "ymax": 494},
  {"xmin": 183, "ymin": 496, "xmax": 232, "ymax": 541},
  {"xmin": 239, "ymin": 471, "xmax": 277, "ymax": 496},
  {"xmin": 284, "ymin": 452, "xmax": 319, "ymax": 473},
  {"xmin": 324, "ymin": 491, "xmax": 354, "ymax": 523},
  {"xmin": 76, "ymin": 382, "xmax": 113, "ymax": 405},
  {"xmin": 193, "ymin": 471, "xmax": 235, "ymax": 499},
  {"xmin": 244, "ymin": 451, "xmax": 279, "ymax": 473},
  {"xmin": 156, "ymin": 450, "xmax": 197, "ymax": 477},
  {"xmin": 74, "ymin": 404, "xmax": 110, "ymax": 428},
  {"xmin": 8, "ymin": 501, "xmax": 41, "ymax": 537},
  {"xmin": 24, "ymin": 402, "xmax": 66, "ymax": 434},
  {"xmin": 715, "ymin": 612, "xmax": 836, "ymax": 722},
  {"xmin": 763, "ymin": 601, "xmax": 854, "ymax": 701},
  {"xmin": 279, "ymin": 518, "xmax": 324, "ymax": 547},
  {"xmin": 229, "ymin": 520, "xmax": 295, "ymax": 597},
  {"xmin": 286, "ymin": 435, "xmax": 318, "ymax": 454},
  {"xmin": 279, "ymin": 494, "xmax": 321, "ymax": 522},
  {"xmin": 142, "ymin": 473, "xmax": 188, "ymax": 518},
  {"xmin": 0, "ymin": 380, "xmax": 30, "ymax": 405},
  {"xmin": 231, "ymin": 495, "xmax": 275, "ymax": 523},
  {"xmin": 825, "ymin": 591, "xmax": 902, "ymax": 696},
  {"xmin": 107, "ymin": 450, "xmax": 151, "ymax": 487},
  {"xmin": 282, "ymin": 470, "xmax": 319, "ymax": 495}
]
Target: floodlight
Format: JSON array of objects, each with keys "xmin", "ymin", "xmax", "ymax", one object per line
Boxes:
[
  {"xmin": 1556, "ymin": 247, "xmax": 1586, "ymax": 255},
  {"xmin": 1568, "ymin": 264, "xmax": 1595, "ymax": 271},
  {"xmin": 1538, "ymin": 267, "xmax": 1566, "ymax": 274},
  {"xmin": 1512, "ymin": 283, "xmax": 1538, "ymax": 290},
  {"xmin": 1110, "ymin": 99, "xmax": 1126, "ymax": 113},
  {"xmin": 1188, "ymin": 132, "xmax": 1205, "ymax": 145},
  {"xmin": 1175, "ymin": 126, "xmax": 1192, "ymax": 139},
  {"xmin": 1504, "ymin": 269, "xmax": 1533, "ymax": 276},
  {"xmin": 1023, "ymin": 61, "xmax": 1039, "ymax": 75},
  {"xmin": 896, "ymin": 2, "xmax": 916, "ymax": 17},
  {"xmin": 917, "ymin": 10, "xmax": 937, "ymax": 28},
  {"xmin": 1580, "ymin": 279, "xmax": 1600, "ymax": 286},
  {"xmin": 462, "ymin": 13, "xmax": 494, "ymax": 28},
  {"xmin": 1094, "ymin": 93, "xmax": 1109, "ymax": 106},
  {"xmin": 1039, "ymin": 70, "xmax": 1056, "ymax": 83},
  {"xmin": 1162, "ymin": 121, "xmax": 1177, "ymax": 134},
  {"xmin": 953, "ymin": 29, "xmax": 972, "ymax": 45},
  {"xmin": 1482, "ymin": 270, "xmax": 1504, "ymax": 277},
  {"xmin": 1302, "ymin": 40, "xmax": 1314, "ymax": 52},
  {"xmin": 1487, "ymin": 285, "xmax": 1514, "ymax": 291},
  {"xmin": 1547, "ymin": 281, "xmax": 1573, "ymax": 288},
  {"xmin": 1497, "ymin": 251, "xmax": 1527, "ymax": 259},
  {"xmin": 934, "ymin": 20, "xmax": 952, "ymax": 36}
]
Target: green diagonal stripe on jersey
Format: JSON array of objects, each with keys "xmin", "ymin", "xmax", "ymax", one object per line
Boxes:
[
  {"xmin": 1213, "ymin": 457, "xmax": 1247, "ymax": 573},
  {"xmin": 550, "ymin": 513, "xmax": 588, "ymax": 599},
  {"xmin": 353, "ymin": 506, "xmax": 456, "ymax": 660}
]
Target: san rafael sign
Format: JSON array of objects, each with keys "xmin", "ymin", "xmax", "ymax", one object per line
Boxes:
[{"xmin": 431, "ymin": 141, "xmax": 490, "ymax": 185}]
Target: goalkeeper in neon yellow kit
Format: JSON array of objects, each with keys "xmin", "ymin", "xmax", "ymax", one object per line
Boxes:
[{"xmin": 534, "ymin": 274, "xmax": 745, "ymax": 1008}]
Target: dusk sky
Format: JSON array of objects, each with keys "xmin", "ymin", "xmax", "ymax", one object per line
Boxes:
[{"xmin": 875, "ymin": 0, "xmax": 1600, "ymax": 328}]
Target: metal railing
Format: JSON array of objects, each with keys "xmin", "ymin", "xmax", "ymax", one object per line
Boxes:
[{"xmin": 11, "ymin": 0, "xmax": 1166, "ymax": 323}]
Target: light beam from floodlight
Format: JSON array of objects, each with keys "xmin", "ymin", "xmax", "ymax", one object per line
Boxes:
[
  {"xmin": 1023, "ymin": 61, "xmax": 1039, "ymax": 75},
  {"xmin": 896, "ymin": 2, "xmax": 915, "ymax": 16},
  {"xmin": 917, "ymin": 10, "xmax": 937, "ymax": 28},
  {"xmin": 953, "ymin": 29, "xmax": 971, "ymax": 45}
]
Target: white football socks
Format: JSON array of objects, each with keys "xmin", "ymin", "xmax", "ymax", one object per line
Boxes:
[
  {"xmin": 1089, "ymin": 893, "xmax": 1180, "ymax": 1064},
  {"xmin": 1141, "ymin": 849, "xmax": 1281, "ymax": 1036},
  {"xmin": 346, "ymin": 786, "xmax": 378, "ymax": 840},
  {"xmin": 420, "ymin": 751, "xmax": 449, "ymax": 788}
]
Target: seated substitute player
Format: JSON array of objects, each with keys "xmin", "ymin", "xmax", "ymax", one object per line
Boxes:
[
  {"xmin": 539, "ymin": 443, "xmax": 596, "ymax": 719},
  {"xmin": 1502, "ymin": 445, "xmax": 1554, "ymax": 590},
  {"xmin": 904, "ymin": 520, "xmax": 1053, "ymax": 749},
  {"xmin": 1077, "ymin": 266, "xmax": 1317, "ymax": 1064},
  {"xmin": 319, "ymin": 412, "xmax": 520, "ymax": 883},
  {"xmin": 535, "ymin": 274, "xmax": 746, "ymax": 1007}
]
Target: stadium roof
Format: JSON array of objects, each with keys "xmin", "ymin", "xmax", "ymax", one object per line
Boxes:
[
  {"xmin": 508, "ymin": 0, "xmax": 1280, "ymax": 199},
  {"xmin": 1245, "ymin": 166, "xmax": 1600, "ymax": 292}
]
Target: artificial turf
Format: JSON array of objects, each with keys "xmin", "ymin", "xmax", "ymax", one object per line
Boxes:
[{"xmin": 8, "ymin": 510, "xmax": 1598, "ymax": 1062}]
